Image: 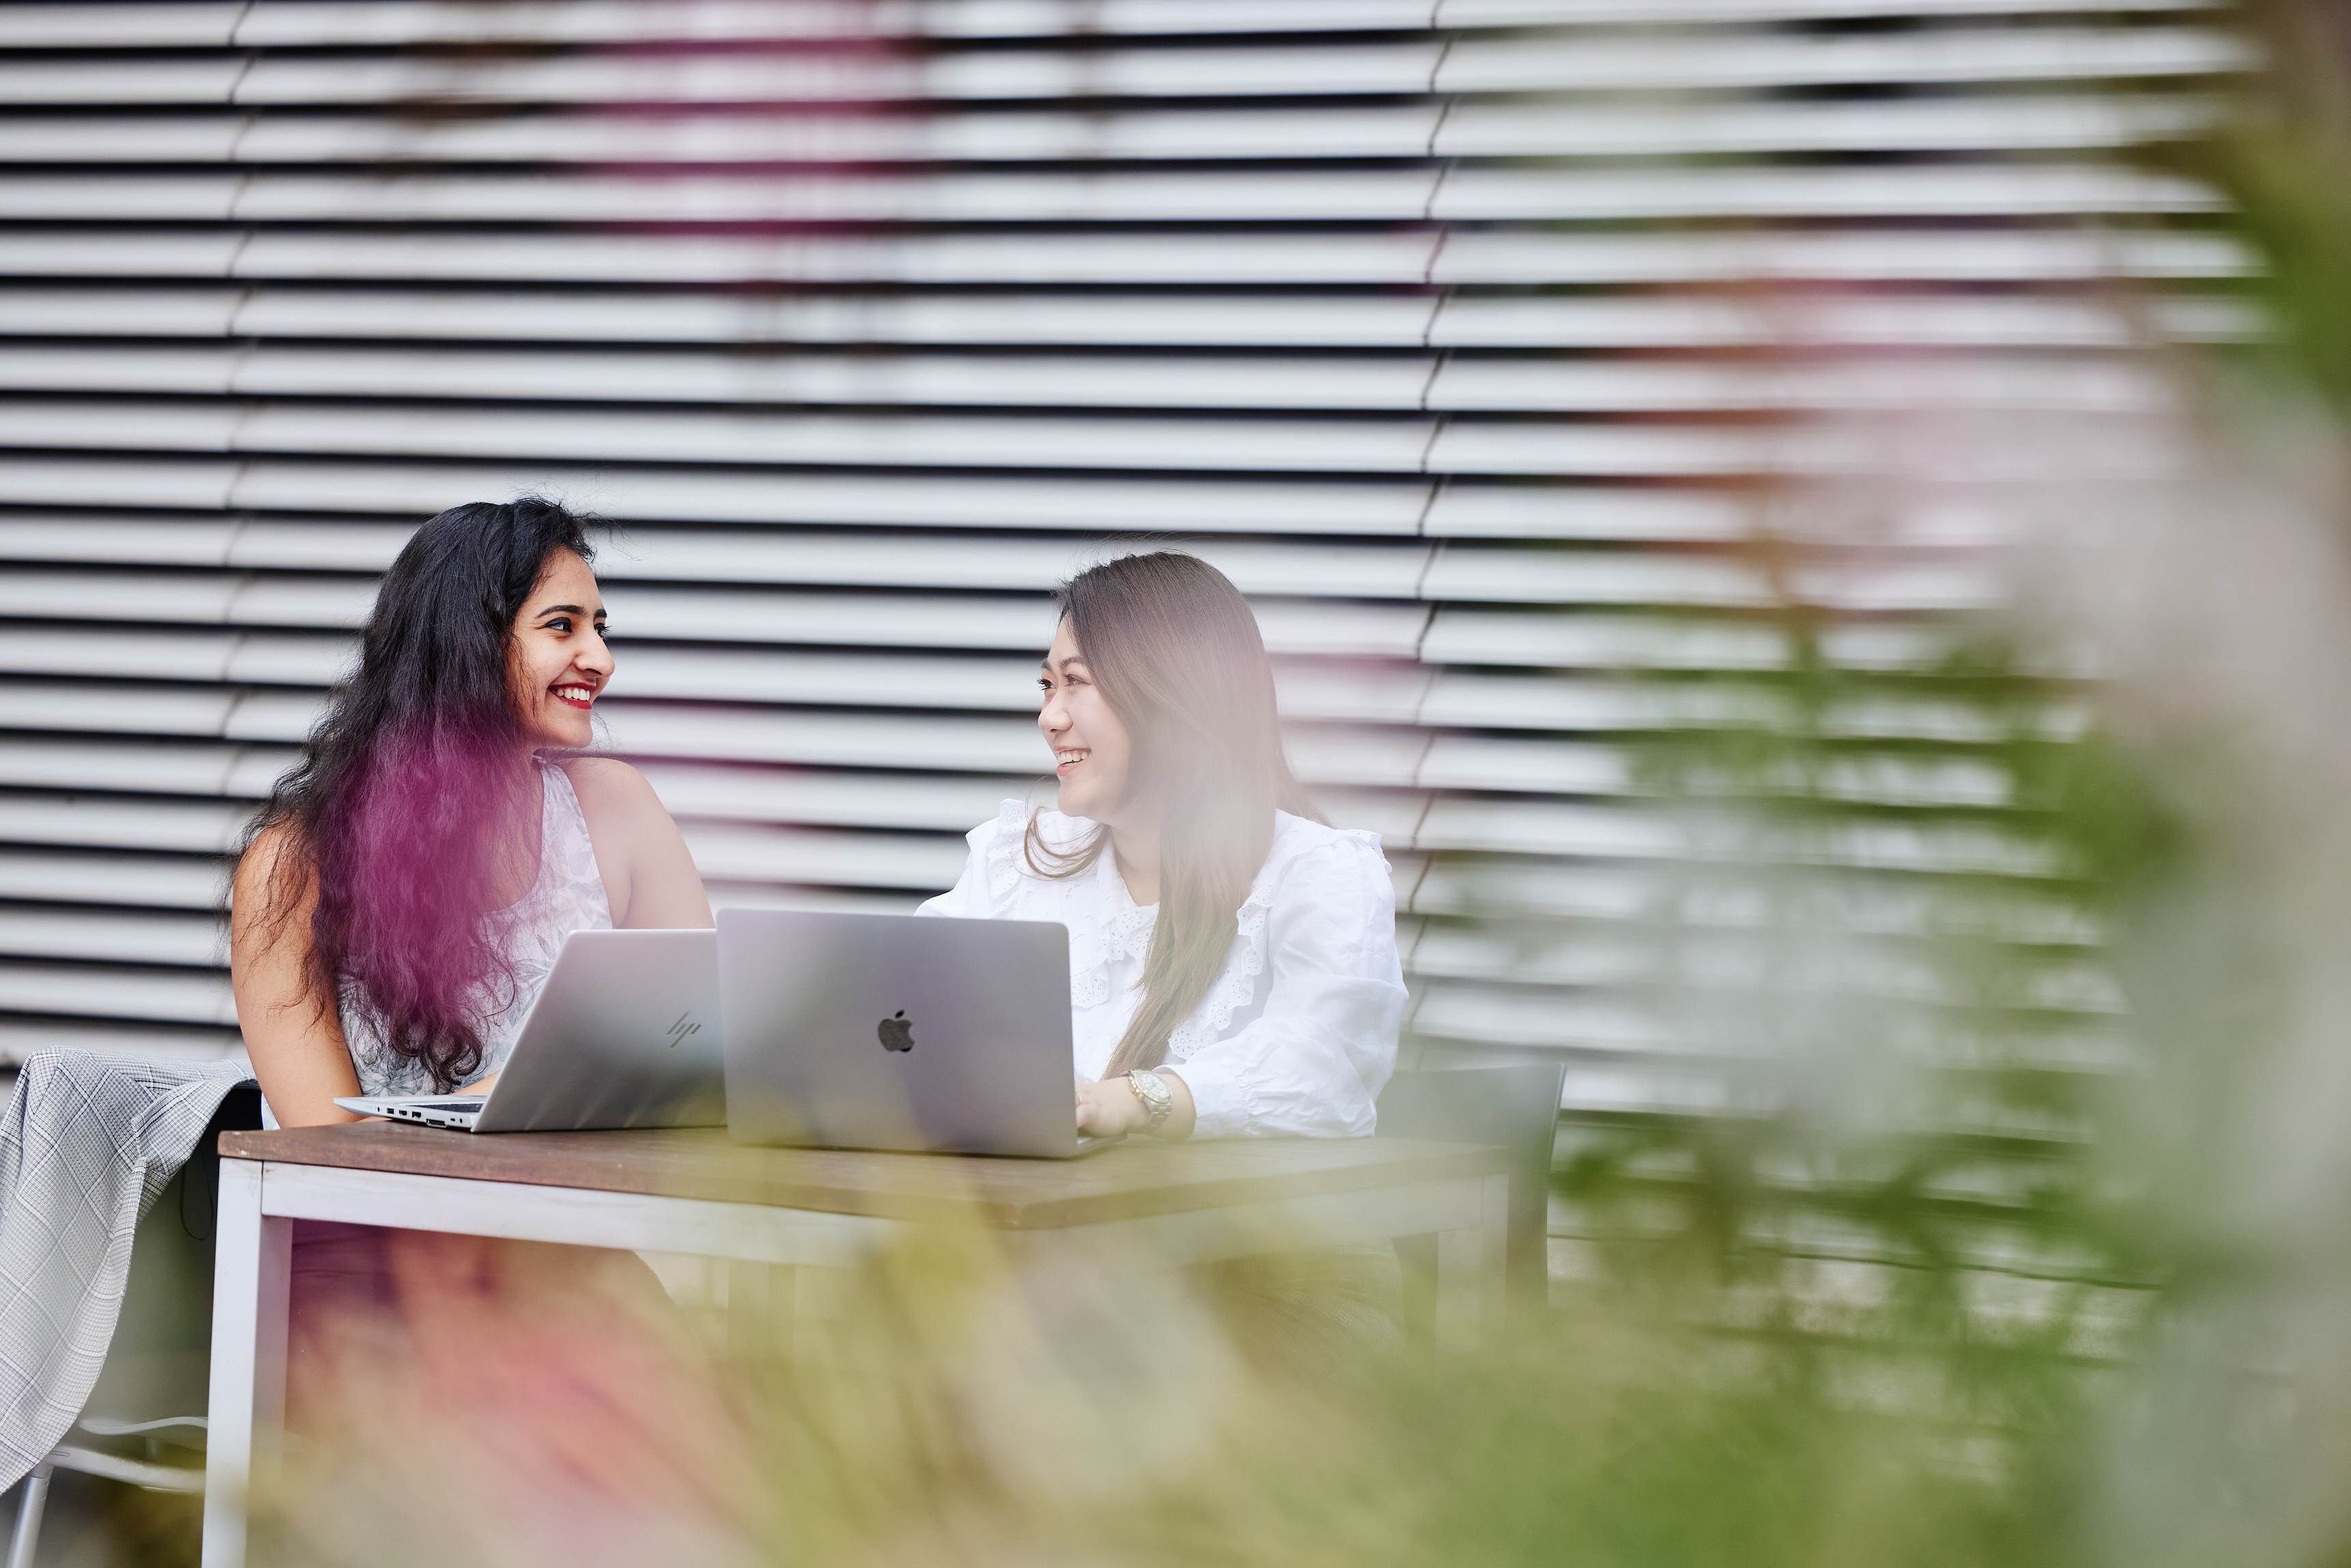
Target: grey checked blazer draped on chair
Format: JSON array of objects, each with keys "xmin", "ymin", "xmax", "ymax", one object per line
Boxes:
[{"xmin": 0, "ymin": 1051, "xmax": 255, "ymax": 1490}]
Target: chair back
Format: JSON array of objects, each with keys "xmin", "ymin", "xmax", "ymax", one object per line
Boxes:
[
  {"xmin": 77, "ymin": 1082, "xmax": 263, "ymax": 1429},
  {"xmin": 1374, "ymin": 1061, "xmax": 1566, "ymax": 1316}
]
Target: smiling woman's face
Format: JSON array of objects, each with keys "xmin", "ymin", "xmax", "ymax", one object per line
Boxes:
[
  {"xmin": 1039, "ymin": 618, "xmax": 1136, "ymax": 824},
  {"xmin": 508, "ymin": 548, "xmax": 613, "ymax": 751}
]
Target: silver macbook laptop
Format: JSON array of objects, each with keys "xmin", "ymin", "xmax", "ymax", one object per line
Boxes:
[
  {"xmin": 336, "ymin": 928, "xmax": 724, "ymax": 1133},
  {"xmin": 717, "ymin": 908, "xmax": 1103, "ymax": 1157}
]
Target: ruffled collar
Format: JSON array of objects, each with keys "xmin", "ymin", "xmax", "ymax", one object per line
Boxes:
[{"xmin": 985, "ymin": 800, "xmax": 1292, "ymax": 1058}]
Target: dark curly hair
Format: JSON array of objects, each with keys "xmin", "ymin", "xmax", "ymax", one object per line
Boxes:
[{"xmin": 242, "ymin": 497, "xmax": 595, "ymax": 1092}]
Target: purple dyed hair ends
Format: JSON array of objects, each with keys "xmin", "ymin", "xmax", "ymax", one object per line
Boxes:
[{"xmin": 242, "ymin": 497, "xmax": 594, "ymax": 1092}]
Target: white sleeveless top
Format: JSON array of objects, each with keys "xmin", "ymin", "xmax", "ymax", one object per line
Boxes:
[{"xmin": 340, "ymin": 761, "xmax": 614, "ymax": 1097}]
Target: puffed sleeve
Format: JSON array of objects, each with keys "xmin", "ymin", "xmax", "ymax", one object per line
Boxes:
[
  {"xmin": 1171, "ymin": 835, "xmax": 1406, "ymax": 1139},
  {"xmin": 917, "ymin": 809, "xmax": 1007, "ymax": 918}
]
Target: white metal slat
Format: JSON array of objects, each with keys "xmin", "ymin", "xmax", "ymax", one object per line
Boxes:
[
  {"xmin": 0, "ymin": 568, "xmax": 378, "ymax": 628},
  {"xmin": 0, "ymin": 165, "xmax": 2224, "ymax": 223},
  {"xmin": 0, "ymin": 287, "xmax": 1437, "ymax": 346},
  {"xmin": 679, "ymin": 822, "xmax": 969, "ymax": 891},
  {"xmin": 0, "ymin": 1017, "xmax": 241, "ymax": 1065},
  {"xmin": 0, "ymin": 228, "xmax": 2255, "ymax": 287},
  {"xmin": 211, "ymin": 694, "xmax": 1991, "ymax": 807},
  {"xmin": 0, "ymin": 737, "xmax": 291, "ymax": 798},
  {"xmin": 1437, "ymin": 29, "xmax": 2250, "ymax": 91},
  {"xmin": 607, "ymin": 708, "xmax": 1437, "ymax": 787},
  {"xmin": 0, "ymin": 579, "xmax": 1987, "ymax": 692},
  {"xmin": 600, "ymin": 532, "xmax": 1439, "ymax": 599},
  {"xmin": 0, "ymin": 847, "xmax": 231, "ymax": 911},
  {"xmin": 0, "ymin": 468, "xmax": 2182, "ymax": 558},
  {"xmin": 0, "ymin": 682, "xmax": 242, "ymax": 738},
  {"xmin": 1409, "ymin": 796, "xmax": 2063, "ymax": 875},
  {"xmin": 691, "ymin": 806, "xmax": 1373, "ymax": 887},
  {"xmin": 0, "ymin": 626, "xmax": 255, "ymax": 682},
  {"xmin": 1443, "ymin": 1, "xmax": 2217, "ymax": 20},
  {"xmin": 0, "ymin": 961, "xmax": 234, "ymax": 1025},
  {"xmin": 0, "ymin": 568, "xmax": 243, "ymax": 623},
  {"xmin": 0, "ymin": 454, "xmax": 2019, "ymax": 550},
  {"xmin": 0, "ymin": 907, "xmax": 221, "ymax": 967},
  {"xmin": 0, "ymin": 398, "xmax": 1446, "ymax": 471},
  {"xmin": 1404, "ymin": 923, "xmax": 2122, "ymax": 1009},
  {"xmin": 611, "ymin": 587, "xmax": 1432, "ymax": 656},
  {"xmin": 1422, "ymin": 671, "xmax": 2086, "ymax": 740},
  {"xmin": 0, "ymin": 463, "xmax": 1448, "ymax": 537},
  {"xmin": 1404, "ymin": 857, "xmax": 2104, "ymax": 942},
  {"xmin": 1420, "ymin": 611, "xmax": 1957, "ymax": 671},
  {"xmin": 0, "ymin": 286, "xmax": 2258, "ymax": 350},
  {"xmin": 646, "ymin": 765, "xmax": 1035, "ymax": 835},
  {"xmin": 0, "ymin": 96, "xmax": 2219, "ymax": 164},
  {"xmin": 0, "ymin": 553, "xmax": 2019, "ymax": 684},
  {"xmin": 0, "ymin": 344, "xmax": 1456, "ymax": 411},
  {"xmin": 661, "ymin": 770, "xmax": 1433, "ymax": 847},
  {"xmin": 0, "ymin": 793, "xmax": 253, "ymax": 853},
  {"xmin": 0, "ymin": 1, "xmax": 2227, "ymax": 50},
  {"xmin": 1410, "ymin": 984, "xmax": 2125, "ymax": 1078},
  {"xmin": 0, "ymin": 564, "xmax": 1434, "ymax": 658},
  {"xmin": 0, "ymin": 343, "xmax": 2182, "ymax": 416},
  {"xmin": 0, "ymin": 719, "xmax": 2059, "ymax": 877},
  {"xmin": 0, "ymin": 398, "xmax": 2186, "ymax": 484},
  {"xmin": 0, "ymin": 626, "xmax": 2058, "ymax": 764},
  {"xmin": 0, "ymin": 27, "xmax": 2249, "ymax": 105},
  {"xmin": 0, "ymin": 628, "xmax": 2069, "ymax": 740}
]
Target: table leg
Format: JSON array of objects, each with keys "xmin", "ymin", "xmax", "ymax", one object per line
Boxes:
[
  {"xmin": 202, "ymin": 1161, "xmax": 290, "ymax": 1568},
  {"xmin": 1432, "ymin": 1172, "xmax": 1510, "ymax": 1353}
]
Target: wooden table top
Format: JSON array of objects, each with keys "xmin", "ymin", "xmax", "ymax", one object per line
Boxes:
[{"xmin": 218, "ymin": 1124, "xmax": 1510, "ymax": 1230}]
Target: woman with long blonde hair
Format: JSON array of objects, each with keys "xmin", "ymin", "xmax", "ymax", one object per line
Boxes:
[{"xmin": 922, "ymin": 551, "xmax": 1405, "ymax": 1139}]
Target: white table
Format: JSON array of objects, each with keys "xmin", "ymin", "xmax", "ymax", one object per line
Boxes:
[{"xmin": 199, "ymin": 1124, "xmax": 1510, "ymax": 1567}]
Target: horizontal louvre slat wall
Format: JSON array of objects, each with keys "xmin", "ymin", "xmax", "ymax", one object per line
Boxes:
[{"xmin": 0, "ymin": 1, "xmax": 2230, "ymax": 1125}]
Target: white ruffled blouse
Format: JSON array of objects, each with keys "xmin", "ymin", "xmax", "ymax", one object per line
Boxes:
[{"xmin": 918, "ymin": 800, "xmax": 1407, "ymax": 1139}]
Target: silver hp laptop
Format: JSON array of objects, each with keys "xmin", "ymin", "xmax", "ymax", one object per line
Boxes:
[
  {"xmin": 718, "ymin": 908, "xmax": 1102, "ymax": 1157},
  {"xmin": 336, "ymin": 929, "xmax": 724, "ymax": 1133}
]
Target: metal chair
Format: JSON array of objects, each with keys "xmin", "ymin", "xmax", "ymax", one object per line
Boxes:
[
  {"xmin": 1375, "ymin": 1060, "xmax": 1568, "ymax": 1336},
  {"xmin": 7, "ymin": 1082, "xmax": 261, "ymax": 1568}
]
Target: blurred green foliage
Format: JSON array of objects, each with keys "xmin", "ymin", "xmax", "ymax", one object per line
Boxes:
[{"xmin": 2191, "ymin": 0, "xmax": 2351, "ymax": 411}]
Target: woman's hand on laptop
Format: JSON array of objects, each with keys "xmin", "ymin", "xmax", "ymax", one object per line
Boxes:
[
  {"xmin": 1076, "ymin": 1071, "xmax": 1196, "ymax": 1139},
  {"xmin": 455, "ymin": 1071, "xmax": 501, "ymax": 1098}
]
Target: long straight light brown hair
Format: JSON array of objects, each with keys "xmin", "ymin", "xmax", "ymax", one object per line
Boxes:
[{"xmin": 1024, "ymin": 551, "xmax": 1323, "ymax": 1078}]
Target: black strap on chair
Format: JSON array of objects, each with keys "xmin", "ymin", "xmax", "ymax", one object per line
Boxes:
[{"xmin": 175, "ymin": 1080, "xmax": 262, "ymax": 1245}]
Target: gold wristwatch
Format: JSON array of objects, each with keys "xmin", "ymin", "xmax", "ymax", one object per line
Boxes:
[{"xmin": 1124, "ymin": 1069, "xmax": 1174, "ymax": 1131}]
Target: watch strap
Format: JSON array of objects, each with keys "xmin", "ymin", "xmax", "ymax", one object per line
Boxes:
[{"xmin": 1124, "ymin": 1069, "xmax": 1174, "ymax": 1129}]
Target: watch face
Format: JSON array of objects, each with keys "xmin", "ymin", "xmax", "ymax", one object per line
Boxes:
[{"xmin": 1129, "ymin": 1071, "xmax": 1172, "ymax": 1119}]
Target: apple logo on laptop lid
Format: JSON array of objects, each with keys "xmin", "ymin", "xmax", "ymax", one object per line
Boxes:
[{"xmin": 878, "ymin": 1010, "xmax": 914, "ymax": 1053}]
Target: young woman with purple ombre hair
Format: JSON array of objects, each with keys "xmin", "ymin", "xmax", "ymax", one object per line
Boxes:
[
  {"xmin": 227, "ymin": 498, "xmax": 708, "ymax": 1414},
  {"xmin": 231, "ymin": 497, "xmax": 710, "ymax": 1127}
]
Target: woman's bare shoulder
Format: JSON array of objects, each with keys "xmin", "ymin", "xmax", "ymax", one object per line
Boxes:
[
  {"xmin": 229, "ymin": 820, "xmax": 327, "ymax": 968},
  {"xmin": 558, "ymin": 755, "xmax": 663, "ymax": 814},
  {"xmin": 233, "ymin": 819, "xmax": 306, "ymax": 904},
  {"xmin": 557, "ymin": 758, "xmax": 682, "ymax": 854}
]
